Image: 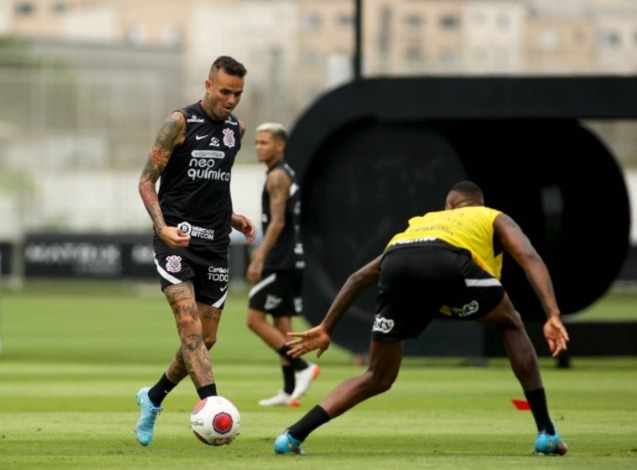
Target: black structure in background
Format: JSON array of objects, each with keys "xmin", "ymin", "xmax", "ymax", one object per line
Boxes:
[
  {"xmin": 0, "ymin": 242, "xmax": 14, "ymax": 277},
  {"xmin": 353, "ymin": 0, "xmax": 362, "ymax": 80},
  {"xmin": 286, "ymin": 76, "xmax": 634, "ymax": 357},
  {"xmin": 19, "ymin": 233, "xmax": 250, "ymax": 286},
  {"xmin": 22, "ymin": 233, "xmax": 155, "ymax": 279}
]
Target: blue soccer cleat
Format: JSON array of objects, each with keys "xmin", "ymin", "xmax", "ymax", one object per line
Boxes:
[
  {"xmin": 534, "ymin": 428, "xmax": 568, "ymax": 456},
  {"xmin": 135, "ymin": 387, "xmax": 163, "ymax": 446},
  {"xmin": 274, "ymin": 431, "xmax": 305, "ymax": 455}
]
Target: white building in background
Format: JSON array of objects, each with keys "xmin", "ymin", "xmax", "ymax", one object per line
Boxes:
[{"xmin": 0, "ymin": 0, "xmax": 636, "ymax": 242}]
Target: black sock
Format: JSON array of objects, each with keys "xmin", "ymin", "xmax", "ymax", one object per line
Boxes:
[
  {"xmin": 283, "ymin": 365, "xmax": 295, "ymax": 395},
  {"xmin": 148, "ymin": 374, "xmax": 177, "ymax": 406},
  {"xmin": 524, "ymin": 388, "xmax": 555, "ymax": 434},
  {"xmin": 276, "ymin": 345, "xmax": 308, "ymax": 371},
  {"xmin": 197, "ymin": 383, "xmax": 217, "ymax": 400},
  {"xmin": 287, "ymin": 405, "xmax": 330, "ymax": 442}
]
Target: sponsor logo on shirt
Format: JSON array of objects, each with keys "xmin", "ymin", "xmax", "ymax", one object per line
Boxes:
[
  {"xmin": 178, "ymin": 221, "xmax": 215, "ymax": 240},
  {"xmin": 188, "ymin": 150, "xmax": 229, "ymax": 181},
  {"xmin": 392, "ymin": 237, "xmax": 437, "ymax": 245},
  {"xmin": 187, "ymin": 114, "xmax": 205, "ymax": 123}
]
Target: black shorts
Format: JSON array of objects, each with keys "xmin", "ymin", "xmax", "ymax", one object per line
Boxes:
[
  {"xmin": 372, "ymin": 241, "xmax": 505, "ymax": 341},
  {"xmin": 153, "ymin": 237, "xmax": 229, "ymax": 308},
  {"xmin": 248, "ymin": 269, "xmax": 303, "ymax": 318}
]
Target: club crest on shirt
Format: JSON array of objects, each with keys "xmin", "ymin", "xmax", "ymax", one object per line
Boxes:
[
  {"xmin": 166, "ymin": 255, "xmax": 182, "ymax": 273},
  {"xmin": 223, "ymin": 128, "xmax": 236, "ymax": 148}
]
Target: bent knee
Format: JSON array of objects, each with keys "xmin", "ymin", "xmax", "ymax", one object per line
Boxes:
[
  {"xmin": 480, "ymin": 296, "xmax": 525, "ymax": 331},
  {"xmin": 365, "ymin": 370, "xmax": 395, "ymax": 394},
  {"xmin": 245, "ymin": 316, "xmax": 259, "ymax": 331},
  {"xmin": 246, "ymin": 310, "xmax": 266, "ymax": 331}
]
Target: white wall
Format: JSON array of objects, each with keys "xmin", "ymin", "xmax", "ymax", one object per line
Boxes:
[{"xmin": 0, "ymin": 164, "xmax": 266, "ymax": 239}]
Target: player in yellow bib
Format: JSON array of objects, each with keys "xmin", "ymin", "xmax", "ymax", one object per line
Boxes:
[
  {"xmin": 387, "ymin": 205, "xmax": 503, "ymax": 279},
  {"xmin": 274, "ymin": 180, "xmax": 570, "ymax": 456}
]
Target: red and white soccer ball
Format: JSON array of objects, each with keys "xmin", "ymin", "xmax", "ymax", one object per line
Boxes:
[{"xmin": 190, "ymin": 396, "xmax": 241, "ymax": 446}]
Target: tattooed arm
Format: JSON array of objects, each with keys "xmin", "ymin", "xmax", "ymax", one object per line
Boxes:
[{"xmin": 138, "ymin": 111, "xmax": 190, "ymax": 249}]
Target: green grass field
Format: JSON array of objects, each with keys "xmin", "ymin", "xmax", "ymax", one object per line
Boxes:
[{"xmin": 0, "ymin": 281, "xmax": 636, "ymax": 469}]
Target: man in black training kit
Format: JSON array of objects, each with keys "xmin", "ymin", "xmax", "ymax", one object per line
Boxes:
[
  {"xmin": 246, "ymin": 122, "xmax": 319, "ymax": 407},
  {"xmin": 274, "ymin": 181, "xmax": 570, "ymax": 456},
  {"xmin": 135, "ymin": 55, "xmax": 256, "ymax": 446}
]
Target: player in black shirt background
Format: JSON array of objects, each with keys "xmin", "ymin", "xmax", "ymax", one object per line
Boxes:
[
  {"xmin": 135, "ymin": 55, "xmax": 256, "ymax": 446},
  {"xmin": 246, "ymin": 122, "xmax": 319, "ymax": 407}
]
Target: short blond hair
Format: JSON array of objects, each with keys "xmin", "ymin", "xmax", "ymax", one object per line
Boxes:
[{"xmin": 256, "ymin": 122, "xmax": 288, "ymax": 142}]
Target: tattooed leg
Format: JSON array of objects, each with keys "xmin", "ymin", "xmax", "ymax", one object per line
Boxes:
[
  {"xmin": 198, "ymin": 303, "xmax": 222, "ymax": 350},
  {"xmin": 163, "ymin": 282, "xmax": 213, "ymax": 388}
]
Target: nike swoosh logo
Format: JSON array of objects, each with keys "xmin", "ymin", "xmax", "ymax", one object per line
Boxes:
[
  {"xmin": 220, "ymin": 285, "xmax": 228, "ymax": 292},
  {"xmin": 195, "ymin": 134, "xmax": 208, "ymax": 140}
]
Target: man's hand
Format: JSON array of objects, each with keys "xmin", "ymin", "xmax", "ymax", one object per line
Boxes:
[
  {"xmin": 231, "ymin": 214, "xmax": 256, "ymax": 244},
  {"xmin": 159, "ymin": 226, "xmax": 190, "ymax": 249},
  {"xmin": 543, "ymin": 316, "xmax": 570, "ymax": 357},
  {"xmin": 245, "ymin": 257, "xmax": 263, "ymax": 284},
  {"xmin": 285, "ymin": 326, "xmax": 331, "ymax": 359}
]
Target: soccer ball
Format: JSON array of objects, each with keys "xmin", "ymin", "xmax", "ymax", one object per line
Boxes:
[{"xmin": 190, "ymin": 396, "xmax": 240, "ymax": 446}]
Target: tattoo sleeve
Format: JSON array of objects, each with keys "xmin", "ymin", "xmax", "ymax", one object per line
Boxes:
[{"xmin": 138, "ymin": 112, "xmax": 185, "ymax": 231}]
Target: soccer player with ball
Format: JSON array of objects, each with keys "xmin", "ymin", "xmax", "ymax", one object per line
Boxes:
[
  {"xmin": 274, "ymin": 181, "xmax": 569, "ymax": 456},
  {"xmin": 135, "ymin": 55, "xmax": 255, "ymax": 447}
]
